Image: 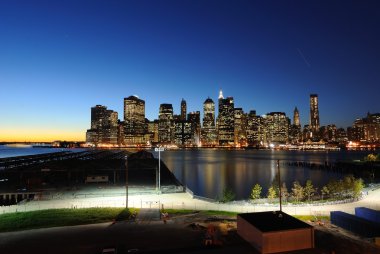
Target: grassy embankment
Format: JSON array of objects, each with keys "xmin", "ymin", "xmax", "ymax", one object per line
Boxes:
[
  {"xmin": 162, "ymin": 209, "xmax": 329, "ymax": 221},
  {"xmin": 0, "ymin": 208, "xmax": 328, "ymax": 233},
  {"xmin": 0, "ymin": 207, "xmax": 138, "ymax": 233}
]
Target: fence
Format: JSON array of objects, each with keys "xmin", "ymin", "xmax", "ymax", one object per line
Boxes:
[{"xmin": 2, "ymin": 194, "xmax": 380, "ymax": 217}]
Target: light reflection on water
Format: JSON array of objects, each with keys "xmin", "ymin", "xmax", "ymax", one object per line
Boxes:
[{"xmin": 158, "ymin": 149, "xmax": 372, "ymax": 200}]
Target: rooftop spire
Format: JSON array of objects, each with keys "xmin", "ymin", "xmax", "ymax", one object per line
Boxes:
[{"xmin": 218, "ymin": 89, "xmax": 224, "ymax": 99}]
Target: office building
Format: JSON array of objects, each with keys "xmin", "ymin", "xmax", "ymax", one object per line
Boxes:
[
  {"xmin": 350, "ymin": 112, "xmax": 380, "ymax": 142},
  {"xmin": 86, "ymin": 105, "xmax": 118, "ymax": 145},
  {"xmin": 180, "ymin": 99, "xmax": 187, "ymax": 121},
  {"xmin": 246, "ymin": 110, "xmax": 265, "ymax": 146},
  {"xmin": 123, "ymin": 95, "xmax": 146, "ymax": 145},
  {"xmin": 174, "ymin": 120, "xmax": 193, "ymax": 146},
  {"xmin": 158, "ymin": 103, "xmax": 174, "ymax": 143},
  {"xmin": 217, "ymin": 90, "xmax": 235, "ymax": 146},
  {"xmin": 289, "ymin": 107, "xmax": 302, "ymax": 144},
  {"xmin": 201, "ymin": 97, "xmax": 217, "ymax": 146},
  {"xmin": 188, "ymin": 111, "xmax": 201, "ymax": 146},
  {"xmin": 234, "ymin": 108, "xmax": 247, "ymax": 147},
  {"xmin": 265, "ymin": 112, "xmax": 289, "ymax": 144},
  {"xmin": 310, "ymin": 94, "xmax": 320, "ymax": 135}
]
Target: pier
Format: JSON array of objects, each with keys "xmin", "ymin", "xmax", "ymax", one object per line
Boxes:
[
  {"xmin": 0, "ymin": 150, "xmax": 183, "ymax": 206},
  {"xmin": 285, "ymin": 160, "xmax": 380, "ymax": 178}
]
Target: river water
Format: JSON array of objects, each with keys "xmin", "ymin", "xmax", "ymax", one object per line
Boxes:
[
  {"xmin": 1, "ymin": 146, "xmax": 377, "ymax": 200},
  {"xmin": 0, "ymin": 145, "xmax": 84, "ymax": 158},
  {"xmin": 156, "ymin": 149, "xmax": 377, "ymax": 200}
]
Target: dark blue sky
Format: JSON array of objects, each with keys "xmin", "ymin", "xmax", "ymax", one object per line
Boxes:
[{"xmin": 1, "ymin": 0, "xmax": 379, "ymax": 141}]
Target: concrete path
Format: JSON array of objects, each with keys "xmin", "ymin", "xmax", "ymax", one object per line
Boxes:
[
  {"xmin": 1, "ymin": 186, "xmax": 380, "ymax": 216},
  {"xmin": 136, "ymin": 208, "xmax": 161, "ymax": 222}
]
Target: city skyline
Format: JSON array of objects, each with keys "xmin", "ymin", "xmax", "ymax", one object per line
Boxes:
[{"xmin": 1, "ymin": 1, "xmax": 380, "ymax": 142}]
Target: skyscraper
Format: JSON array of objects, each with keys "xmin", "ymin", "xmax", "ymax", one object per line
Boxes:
[
  {"xmin": 289, "ymin": 107, "xmax": 301, "ymax": 144},
  {"xmin": 218, "ymin": 90, "xmax": 235, "ymax": 146},
  {"xmin": 265, "ymin": 112, "xmax": 289, "ymax": 143},
  {"xmin": 201, "ymin": 97, "xmax": 217, "ymax": 146},
  {"xmin": 309, "ymin": 94, "xmax": 320, "ymax": 133},
  {"xmin": 188, "ymin": 111, "xmax": 201, "ymax": 146},
  {"xmin": 123, "ymin": 95, "xmax": 146, "ymax": 144},
  {"xmin": 180, "ymin": 98, "xmax": 187, "ymax": 121},
  {"xmin": 158, "ymin": 103, "xmax": 174, "ymax": 143},
  {"xmin": 293, "ymin": 107, "xmax": 300, "ymax": 127},
  {"xmin": 86, "ymin": 105, "xmax": 118, "ymax": 145},
  {"xmin": 246, "ymin": 110, "xmax": 265, "ymax": 146},
  {"xmin": 234, "ymin": 108, "xmax": 247, "ymax": 147}
]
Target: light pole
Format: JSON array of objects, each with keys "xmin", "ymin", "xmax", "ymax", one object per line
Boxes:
[
  {"xmin": 125, "ymin": 155, "xmax": 128, "ymax": 209},
  {"xmin": 154, "ymin": 146, "xmax": 164, "ymax": 193},
  {"xmin": 277, "ymin": 160, "xmax": 282, "ymax": 212}
]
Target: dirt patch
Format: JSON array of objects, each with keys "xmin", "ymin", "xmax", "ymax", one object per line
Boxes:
[{"xmin": 168, "ymin": 211, "xmax": 380, "ymax": 254}]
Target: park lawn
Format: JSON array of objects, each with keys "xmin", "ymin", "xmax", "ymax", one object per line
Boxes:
[{"xmin": 0, "ymin": 207, "xmax": 138, "ymax": 232}]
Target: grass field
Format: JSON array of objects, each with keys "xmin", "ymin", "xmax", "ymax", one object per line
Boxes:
[
  {"xmin": 0, "ymin": 208, "xmax": 328, "ymax": 233},
  {"xmin": 0, "ymin": 207, "xmax": 138, "ymax": 232}
]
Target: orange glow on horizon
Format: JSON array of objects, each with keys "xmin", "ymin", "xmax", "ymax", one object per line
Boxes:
[{"xmin": 0, "ymin": 128, "xmax": 85, "ymax": 142}]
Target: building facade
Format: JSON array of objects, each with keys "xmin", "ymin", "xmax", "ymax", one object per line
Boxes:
[
  {"xmin": 217, "ymin": 90, "xmax": 235, "ymax": 146},
  {"xmin": 309, "ymin": 94, "xmax": 320, "ymax": 136},
  {"xmin": 188, "ymin": 111, "xmax": 201, "ymax": 146},
  {"xmin": 158, "ymin": 103, "xmax": 174, "ymax": 143},
  {"xmin": 201, "ymin": 97, "xmax": 217, "ymax": 146},
  {"xmin": 123, "ymin": 96, "xmax": 146, "ymax": 145},
  {"xmin": 86, "ymin": 105, "xmax": 118, "ymax": 145},
  {"xmin": 180, "ymin": 99, "xmax": 187, "ymax": 121},
  {"xmin": 234, "ymin": 108, "xmax": 247, "ymax": 147},
  {"xmin": 264, "ymin": 112, "xmax": 289, "ymax": 144}
]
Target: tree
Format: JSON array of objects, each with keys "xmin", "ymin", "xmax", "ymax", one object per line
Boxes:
[
  {"xmin": 321, "ymin": 186, "xmax": 329, "ymax": 200},
  {"xmin": 250, "ymin": 183, "xmax": 262, "ymax": 201},
  {"xmin": 267, "ymin": 185, "xmax": 277, "ymax": 201},
  {"xmin": 291, "ymin": 181, "xmax": 304, "ymax": 203},
  {"xmin": 304, "ymin": 180, "xmax": 316, "ymax": 202},
  {"xmin": 220, "ymin": 188, "xmax": 235, "ymax": 203},
  {"xmin": 343, "ymin": 175, "xmax": 355, "ymax": 198},
  {"xmin": 327, "ymin": 179, "xmax": 344, "ymax": 199},
  {"xmin": 364, "ymin": 153, "xmax": 377, "ymax": 162},
  {"xmin": 352, "ymin": 178, "xmax": 364, "ymax": 199},
  {"xmin": 280, "ymin": 182, "xmax": 289, "ymax": 203}
]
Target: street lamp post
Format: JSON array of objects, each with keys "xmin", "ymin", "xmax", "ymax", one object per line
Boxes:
[
  {"xmin": 155, "ymin": 146, "xmax": 164, "ymax": 193},
  {"xmin": 125, "ymin": 156, "xmax": 128, "ymax": 209},
  {"xmin": 277, "ymin": 160, "xmax": 282, "ymax": 212}
]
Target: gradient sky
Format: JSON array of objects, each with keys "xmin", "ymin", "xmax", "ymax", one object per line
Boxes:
[{"xmin": 1, "ymin": 0, "xmax": 379, "ymax": 142}]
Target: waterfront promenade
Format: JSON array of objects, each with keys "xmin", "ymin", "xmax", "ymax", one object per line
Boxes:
[{"xmin": 1, "ymin": 185, "xmax": 380, "ymax": 216}]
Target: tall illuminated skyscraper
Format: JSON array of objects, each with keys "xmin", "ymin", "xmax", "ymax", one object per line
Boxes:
[
  {"xmin": 123, "ymin": 95, "xmax": 146, "ymax": 144},
  {"xmin": 86, "ymin": 105, "xmax": 118, "ymax": 145},
  {"xmin": 180, "ymin": 99, "xmax": 187, "ymax": 121},
  {"xmin": 124, "ymin": 95, "xmax": 145, "ymax": 135},
  {"xmin": 293, "ymin": 107, "xmax": 300, "ymax": 127},
  {"xmin": 217, "ymin": 90, "xmax": 235, "ymax": 146},
  {"xmin": 201, "ymin": 97, "xmax": 217, "ymax": 146},
  {"xmin": 188, "ymin": 111, "xmax": 201, "ymax": 146},
  {"xmin": 309, "ymin": 94, "xmax": 320, "ymax": 133},
  {"xmin": 158, "ymin": 103, "xmax": 174, "ymax": 143},
  {"xmin": 265, "ymin": 112, "xmax": 289, "ymax": 143},
  {"xmin": 289, "ymin": 106, "xmax": 302, "ymax": 143}
]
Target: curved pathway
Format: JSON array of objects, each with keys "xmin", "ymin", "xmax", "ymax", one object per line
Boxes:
[{"xmin": 1, "ymin": 187, "xmax": 380, "ymax": 216}]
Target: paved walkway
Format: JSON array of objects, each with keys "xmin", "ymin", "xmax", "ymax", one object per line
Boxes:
[
  {"xmin": 1, "ymin": 186, "xmax": 380, "ymax": 216},
  {"xmin": 136, "ymin": 208, "xmax": 161, "ymax": 222}
]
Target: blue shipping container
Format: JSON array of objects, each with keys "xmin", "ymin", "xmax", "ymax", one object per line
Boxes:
[
  {"xmin": 355, "ymin": 207, "xmax": 380, "ymax": 224},
  {"xmin": 330, "ymin": 211, "xmax": 380, "ymax": 238}
]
